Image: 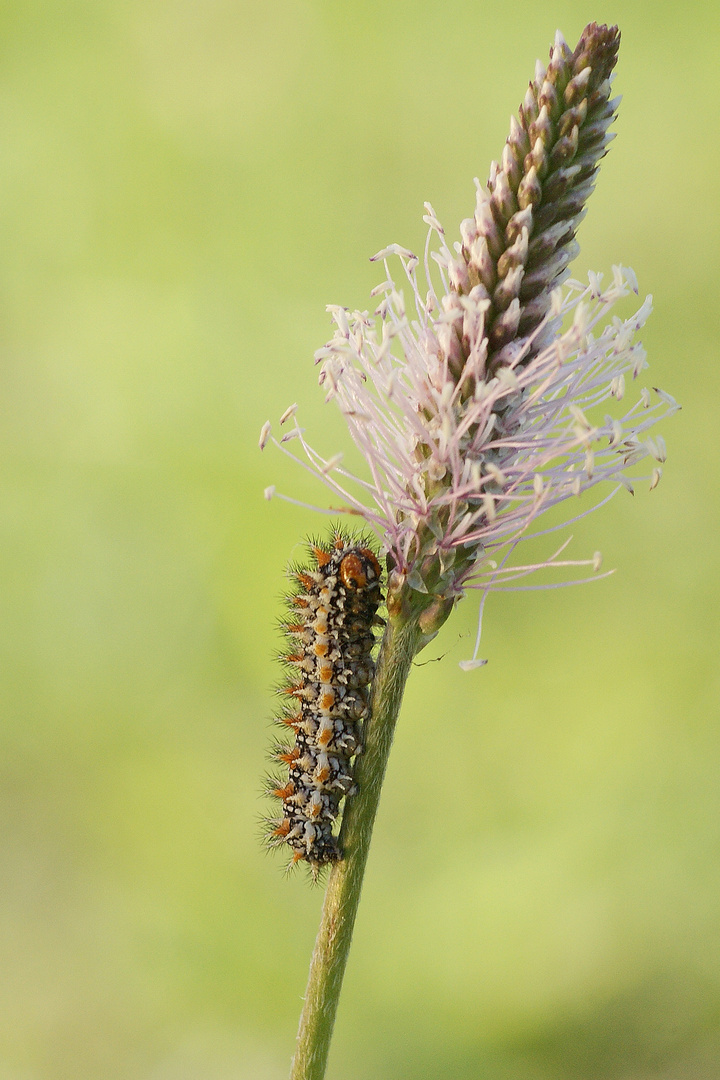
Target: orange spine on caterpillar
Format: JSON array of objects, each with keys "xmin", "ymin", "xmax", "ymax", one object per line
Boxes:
[{"xmin": 264, "ymin": 529, "xmax": 384, "ymax": 876}]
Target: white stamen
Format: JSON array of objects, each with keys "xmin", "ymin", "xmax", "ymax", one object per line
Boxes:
[
  {"xmin": 259, "ymin": 421, "xmax": 272, "ymax": 450},
  {"xmin": 459, "ymin": 658, "xmax": 489, "ymax": 671},
  {"xmin": 321, "ymin": 453, "xmax": 344, "ymax": 474}
]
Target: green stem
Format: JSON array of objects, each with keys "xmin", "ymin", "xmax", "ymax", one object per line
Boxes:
[{"xmin": 289, "ymin": 614, "xmax": 423, "ymax": 1080}]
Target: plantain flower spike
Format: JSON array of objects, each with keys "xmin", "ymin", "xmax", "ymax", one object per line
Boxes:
[{"xmin": 261, "ymin": 23, "xmax": 679, "ymax": 666}]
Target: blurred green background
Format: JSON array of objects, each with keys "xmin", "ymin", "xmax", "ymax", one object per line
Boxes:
[{"xmin": 0, "ymin": 1, "xmax": 717, "ymax": 1078}]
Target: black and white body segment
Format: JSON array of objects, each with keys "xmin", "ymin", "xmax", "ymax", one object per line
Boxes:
[{"xmin": 265, "ymin": 533, "xmax": 384, "ymax": 875}]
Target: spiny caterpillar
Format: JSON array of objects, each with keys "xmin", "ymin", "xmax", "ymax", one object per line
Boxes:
[{"xmin": 264, "ymin": 531, "xmax": 384, "ymax": 876}]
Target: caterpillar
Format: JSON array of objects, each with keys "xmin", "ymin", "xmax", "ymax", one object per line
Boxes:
[{"xmin": 264, "ymin": 530, "xmax": 384, "ymax": 876}]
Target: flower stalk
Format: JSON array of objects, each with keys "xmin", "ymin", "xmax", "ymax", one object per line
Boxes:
[
  {"xmin": 260, "ymin": 22, "xmax": 679, "ymax": 1079},
  {"xmin": 290, "ymin": 614, "xmax": 423, "ymax": 1080}
]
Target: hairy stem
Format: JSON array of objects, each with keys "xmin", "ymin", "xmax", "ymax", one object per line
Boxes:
[{"xmin": 289, "ymin": 614, "xmax": 423, "ymax": 1080}]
